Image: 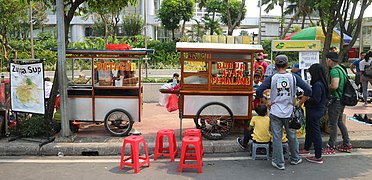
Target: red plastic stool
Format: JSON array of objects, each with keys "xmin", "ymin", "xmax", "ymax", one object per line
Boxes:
[
  {"xmin": 184, "ymin": 129, "xmax": 204, "ymax": 157},
  {"xmin": 179, "ymin": 136, "xmax": 203, "ymax": 173},
  {"xmin": 154, "ymin": 129, "xmax": 178, "ymax": 162},
  {"xmin": 120, "ymin": 136, "xmax": 150, "ymax": 174}
]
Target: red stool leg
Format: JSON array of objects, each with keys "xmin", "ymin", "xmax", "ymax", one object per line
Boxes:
[
  {"xmin": 142, "ymin": 140, "xmax": 151, "ymax": 167},
  {"xmin": 178, "ymin": 141, "xmax": 187, "ymax": 172},
  {"xmin": 194, "ymin": 142, "xmax": 203, "ymax": 173},
  {"xmin": 132, "ymin": 141, "xmax": 140, "ymax": 174},
  {"xmin": 119, "ymin": 141, "xmax": 127, "ymax": 170},
  {"xmin": 154, "ymin": 133, "xmax": 160, "ymax": 161}
]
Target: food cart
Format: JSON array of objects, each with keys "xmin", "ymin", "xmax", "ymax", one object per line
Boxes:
[
  {"xmin": 62, "ymin": 49, "xmax": 153, "ymax": 136},
  {"xmin": 173, "ymin": 42, "xmax": 264, "ymax": 140}
]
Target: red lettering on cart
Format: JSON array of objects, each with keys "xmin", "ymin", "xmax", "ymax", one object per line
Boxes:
[
  {"xmin": 125, "ymin": 62, "xmax": 131, "ymax": 71},
  {"xmin": 108, "ymin": 62, "xmax": 114, "ymax": 70},
  {"xmin": 97, "ymin": 62, "xmax": 102, "ymax": 70},
  {"xmin": 119, "ymin": 62, "xmax": 125, "ymax": 71}
]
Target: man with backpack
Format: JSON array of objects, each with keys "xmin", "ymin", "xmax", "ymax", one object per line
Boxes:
[
  {"xmin": 324, "ymin": 52, "xmax": 352, "ymax": 154},
  {"xmin": 359, "ymin": 50, "xmax": 372, "ymax": 107}
]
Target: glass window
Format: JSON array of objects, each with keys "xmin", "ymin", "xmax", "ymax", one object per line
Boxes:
[
  {"xmin": 183, "ymin": 61, "xmax": 208, "ymax": 73},
  {"xmin": 211, "ymin": 61, "xmax": 251, "ymax": 86},
  {"xmin": 66, "ymin": 58, "xmax": 92, "ymax": 86},
  {"xmin": 183, "ymin": 76, "xmax": 208, "ymax": 84},
  {"xmin": 94, "ymin": 58, "xmax": 138, "ymax": 87}
]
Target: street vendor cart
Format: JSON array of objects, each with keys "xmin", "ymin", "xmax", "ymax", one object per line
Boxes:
[
  {"xmin": 61, "ymin": 49, "xmax": 153, "ymax": 136},
  {"xmin": 171, "ymin": 42, "xmax": 263, "ymax": 140}
]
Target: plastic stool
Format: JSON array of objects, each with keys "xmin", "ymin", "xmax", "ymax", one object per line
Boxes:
[
  {"xmin": 179, "ymin": 136, "xmax": 203, "ymax": 173},
  {"xmin": 154, "ymin": 129, "xmax": 178, "ymax": 162},
  {"xmin": 119, "ymin": 136, "xmax": 150, "ymax": 174},
  {"xmin": 251, "ymin": 142, "xmax": 270, "ymax": 160},
  {"xmin": 184, "ymin": 129, "xmax": 204, "ymax": 156},
  {"xmin": 282, "ymin": 142, "xmax": 290, "ymax": 159}
]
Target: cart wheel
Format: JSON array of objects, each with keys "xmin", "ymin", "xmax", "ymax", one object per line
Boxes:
[
  {"xmin": 104, "ymin": 109, "xmax": 133, "ymax": 136},
  {"xmin": 195, "ymin": 102, "xmax": 234, "ymax": 140}
]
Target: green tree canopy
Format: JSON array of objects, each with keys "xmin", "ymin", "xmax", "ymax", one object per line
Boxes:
[{"xmin": 220, "ymin": 0, "xmax": 246, "ymax": 35}]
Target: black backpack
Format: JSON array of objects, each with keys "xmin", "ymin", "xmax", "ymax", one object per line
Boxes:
[{"xmin": 335, "ymin": 67, "xmax": 358, "ymax": 106}]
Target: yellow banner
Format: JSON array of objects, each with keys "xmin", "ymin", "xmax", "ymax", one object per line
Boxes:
[{"xmin": 272, "ymin": 40, "xmax": 321, "ymax": 51}]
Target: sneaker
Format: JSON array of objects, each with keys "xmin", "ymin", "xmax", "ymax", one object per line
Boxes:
[
  {"xmin": 271, "ymin": 161, "xmax": 285, "ymax": 170},
  {"xmin": 336, "ymin": 143, "xmax": 352, "ymax": 153},
  {"xmin": 299, "ymin": 149, "xmax": 310, "ymax": 155},
  {"xmin": 364, "ymin": 103, "xmax": 368, "ymax": 107},
  {"xmin": 305, "ymin": 156, "xmax": 324, "ymax": 164},
  {"xmin": 322, "ymin": 145, "xmax": 336, "ymax": 155},
  {"xmin": 236, "ymin": 137, "xmax": 246, "ymax": 150},
  {"xmin": 290, "ymin": 158, "xmax": 302, "ymax": 165}
]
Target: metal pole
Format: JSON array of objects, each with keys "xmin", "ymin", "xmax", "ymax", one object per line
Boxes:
[
  {"xmin": 144, "ymin": 0, "xmax": 148, "ymax": 78},
  {"xmin": 258, "ymin": 0, "xmax": 262, "ymax": 44},
  {"xmin": 359, "ymin": 23, "xmax": 363, "ymax": 54},
  {"xmin": 56, "ymin": 0, "xmax": 71, "ymax": 137},
  {"xmin": 29, "ymin": 1, "xmax": 34, "ymax": 59}
]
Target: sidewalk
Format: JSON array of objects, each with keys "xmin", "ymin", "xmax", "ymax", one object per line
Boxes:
[{"xmin": 0, "ymin": 103, "xmax": 371, "ymax": 156}]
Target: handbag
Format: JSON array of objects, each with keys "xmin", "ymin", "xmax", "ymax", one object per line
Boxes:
[
  {"xmin": 288, "ymin": 75, "xmax": 305, "ymax": 129},
  {"xmin": 289, "ymin": 106, "xmax": 305, "ymax": 129}
]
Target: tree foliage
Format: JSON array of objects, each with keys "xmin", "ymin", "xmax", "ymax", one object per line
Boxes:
[
  {"xmin": 122, "ymin": 14, "xmax": 143, "ymax": 37},
  {"xmin": 202, "ymin": 0, "xmax": 223, "ymax": 35},
  {"xmin": 158, "ymin": 0, "xmax": 194, "ymax": 39},
  {"xmin": 0, "ymin": 0, "xmax": 28, "ymax": 61},
  {"xmin": 220, "ymin": 0, "xmax": 246, "ymax": 35}
]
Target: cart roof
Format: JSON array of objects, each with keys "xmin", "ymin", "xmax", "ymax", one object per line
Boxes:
[
  {"xmin": 176, "ymin": 42, "xmax": 264, "ymax": 53},
  {"xmin": 50, "ymin": 48, "xmax": 154, "ymax": 55}
]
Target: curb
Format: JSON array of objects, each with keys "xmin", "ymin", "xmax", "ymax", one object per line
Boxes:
[{"xmin": 1, "ymin": 135, "xmax": 371, "ymax": 156}]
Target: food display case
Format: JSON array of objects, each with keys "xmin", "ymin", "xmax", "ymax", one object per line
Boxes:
[
  {"xmin": 63, "ymin": 49, "xmax": 153, "ymax": 136},
  {"xmin": 172, "ymin": 42, "xmax": 263, "ymax": 140}
]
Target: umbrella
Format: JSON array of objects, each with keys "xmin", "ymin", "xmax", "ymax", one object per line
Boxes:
[{"xmin": 284, "ymin": 27, "xmax": 352, "ymax": 44}]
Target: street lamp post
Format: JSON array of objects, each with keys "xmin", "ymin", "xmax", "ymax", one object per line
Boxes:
[{"xmin": 258, "ymin": 0, "xmax": 262, "ymax": 44}]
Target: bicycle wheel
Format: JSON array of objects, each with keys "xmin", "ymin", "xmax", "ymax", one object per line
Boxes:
[
  {"xmin": 104, "ymin": 109, "xmax": 133, "ymax": 136},
  {"xmin": 195, "ymin": 102, "xmax": 234, "ymax": 140}
]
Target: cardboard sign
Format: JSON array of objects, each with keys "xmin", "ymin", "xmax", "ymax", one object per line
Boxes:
[{"xmin": 10, "ymin": 62, "xmax": 45, "ymax": 114}]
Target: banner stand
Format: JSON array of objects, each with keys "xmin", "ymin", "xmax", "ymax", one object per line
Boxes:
[{"xmin": 7, "ymin": 59, "xmax": 55, "ymax": 147}]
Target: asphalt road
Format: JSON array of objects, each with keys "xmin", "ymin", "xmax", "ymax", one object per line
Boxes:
[{"xmin": 0, "ymin": 149, "xmax": 371, "ymax": 180}]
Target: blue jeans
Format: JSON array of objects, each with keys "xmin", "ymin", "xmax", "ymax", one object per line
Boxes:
[{"xmin": 270, "ymin": 114, "xmax": 300, "ymax": 166}]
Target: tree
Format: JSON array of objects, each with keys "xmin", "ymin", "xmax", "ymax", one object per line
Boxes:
[
  {"xmin": 0, "ymin": 0, "xmax": 28, "ymax": 61},
  {"xmin": 337, "ymin": 0, "xmax": 371, "ymax": 62},
  {"xmin": 179, "ymin": 0, "xmax": 194, "ymax": 37},
  {"xmin": 122, "ymin": 14, "xmax": 144, "ymax": 36},
  {"xmin": 87, "ymin": 0, "xmax": 137, "ymax": 41},
  {"xmin": 202, "ymin": 0, "xmax": 222, "ymax": 35},
  {"xmin": 220, "ymin": 0, "xmax": 247, "ymax": 35},
  {"xmin": 37, "ymin": 0, "xmax": 137, "ymax": 132},
  {"xmin": 157, "ymin": 0, "xmax": 181, "ymax": 39},
  {"xmin": 312, "ymin": 0, "xmax": 370, "ymax": 63}
]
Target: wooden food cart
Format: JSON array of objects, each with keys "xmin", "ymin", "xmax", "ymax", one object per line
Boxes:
[
  {"xmin": 63, "ymin": 49, "xmax": 153, "ymax": 136},
  {"xmin": 175, "ymin": 42, "xmax": 263, "ymax": 140}
]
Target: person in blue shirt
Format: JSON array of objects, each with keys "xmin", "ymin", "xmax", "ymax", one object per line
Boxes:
[
  {"xmin": 350, "ymin": 52, "xmax": 366, "ymax": 93},
  {"xmin": 291, "ymin": 63, "xmax": 308, "ymax": 80},
  {"xmin": 256, "ymin": 55, "xmax": 312, "ymax": 170}
]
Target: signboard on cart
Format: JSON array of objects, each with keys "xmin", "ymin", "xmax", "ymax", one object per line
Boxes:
[
  {"xmin": 272, "ymin": 40, "xmax": 321, "ymax": 51},
  {"xmin": 10, "ymin": 62, "xmax": 45, "ymax": 114}
]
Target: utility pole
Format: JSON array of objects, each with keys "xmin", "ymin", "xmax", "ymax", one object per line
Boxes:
[
  {"xmin": 56, "ymin": 0, "xmax": 71, "ymax": 137},
  {"xmin": 144, "ymin": 0, "xmax": 148, "ymax": 78},
  {"xmin": 29, "ymin": 1, "xmax": 34, "ymax": 59},
  {"xmin": 258, "ymin": 0, "xmax": 262, "ymax": 44}
]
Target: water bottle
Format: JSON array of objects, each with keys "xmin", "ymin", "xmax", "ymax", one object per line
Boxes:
[{"xmin": 172, "ymin": 77, "xmax": 177, "ymax": 87}]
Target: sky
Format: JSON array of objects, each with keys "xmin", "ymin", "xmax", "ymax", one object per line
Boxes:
[{"xmin": 247, "ymin": 0, "xmax": 372, "ymax": 18}]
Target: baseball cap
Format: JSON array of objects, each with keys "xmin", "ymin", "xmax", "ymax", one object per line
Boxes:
[
  {"xmin": 326, "ymin": 52, "xmax": 341, "ymax": 62},
  {"xmin": 275, "ymin": 55, "xmax": 288, "ymax": 65}
]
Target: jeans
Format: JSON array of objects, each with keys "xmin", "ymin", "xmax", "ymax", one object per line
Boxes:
[
  {"xmin": 270, "ymin": 114, "xmax": 300, "ymax": 166},
  {"xmin": 304, "ymin": 108, "xmax": 324, "ymax": 158},
  {"xmin": 243, "ymin": 129, "xmax": 253, "ymax": 145},
  {"xmin": 361, "ymin": 75, "xmax": 372, "ymax": 102},
  {"xmin": 327, "ymin": 100, "xmax": 350, "ymax": 147}
]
